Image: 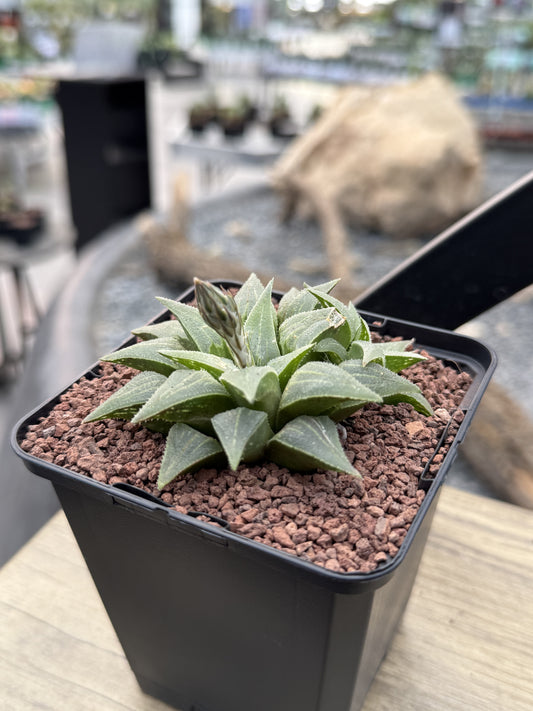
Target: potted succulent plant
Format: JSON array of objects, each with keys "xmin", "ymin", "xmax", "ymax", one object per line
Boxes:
[{"xmin": 13, "ymin": 275, "xmax": 495, "ymax": 711}]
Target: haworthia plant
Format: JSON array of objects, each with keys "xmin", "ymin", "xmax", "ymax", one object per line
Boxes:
[{"xmin": 85, "ymin": 275, "xmax": 433, "ymax": 488}]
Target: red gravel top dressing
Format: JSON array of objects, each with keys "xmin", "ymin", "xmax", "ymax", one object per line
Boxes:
[{"xmin": 21, "ymin": 351, "xmax": 470, "ymax": 574}]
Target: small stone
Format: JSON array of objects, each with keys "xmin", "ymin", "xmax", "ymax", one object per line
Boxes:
[
  {"xmin": 241, "ymin": 507, "xmax": 259, "ymax": 523},
  {"xmin": 374, "ymin": 517, "xmax": 390, "ymax": 539},
  {"xmin": 316, "ymin": 533, "xmax": 332, "ymax": 548},
  {"xmin": 307, "ymin": 525, "xmax": 321, "ymax": 541},
  {"xmin": 292, "ymin": 530, "xmax": 307, "ymax": 545},
  {"xmin": 272, "ymin": 526, "xmax": 294, "ymax": 549},
  {"xmin": 266, "ymin": 508, "xmax": 283, "ymax": 524},
  {"xmin": 324, "ymin": 559, "xmax": 342, "ymax": 572},
  {"xmin": 330, "ymin": 523, "xmax": 349, "ymax": 543},
  {"xmin": 280, "ymin": 503, "xmax": 299, "ymax": 518},
  {"xmin": 405, "ymin": 421, "xmax": 424, "ymax": 436},
  {"xmin": 271, "ymin": 485, "xmax": 292, "ymax": 498},
  {"xmin": 356, "ymin": 538, "xmax": 372, "ymax": 559}
]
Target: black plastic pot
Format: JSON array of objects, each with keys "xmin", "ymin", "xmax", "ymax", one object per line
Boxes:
[{"xmin": 12, "ymin": 281, "xmax": 496, "ymax": 711}]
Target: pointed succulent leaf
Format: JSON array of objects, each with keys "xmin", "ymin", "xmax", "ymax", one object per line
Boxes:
[
  {"xmin": 357, "ymin": 317, "xmax": 371, "ymax": 341},
  {"xmin": 267, "ymin": 415, "xmax": 359, "ymax": 476},
  {"xmin": 212, "ymin": 407, "xmax": 273, "ymax": 470},
  {"xmin": 131, "ymin": 319, "xmax": 192, "ymax": 347},
  {"xmin": 305, "ymin": 286, "xmax": 362, "ymax": 341},
  {"xmin": 159, "ymin": 350, "xmax": 236, "ymax": 378},
  {"xmin": 306, "ymin": 278, "xmax": 342, "ymax": 294},
  {"xmin": 312, "ymin": 338, "xmax": 347, "ymax": 364},
  {"xmin": 277, "ymin": 279, "xmax": 340, "ymax": 324},
  {"xmin": 370, "ymin": 339, "xmax": 426, "ymax": 372},
  {"xmin": 132, "ymin": 369, "xmax": 233, "ymax": 424},
  {"xmin": 268, "ymin": 344, "xmax": 315, "ymax": 390},
  {"xmin": 340, "ymin": 360, "xmax": 433, "ymax": 416},
  {"xmin": 384, "ymin": 352, "xmax": 427, "ymax": 372},
  {"xmin": 234, "ymin": 273, "xmax": 265, "ymax": 322},
  {"xmin": 277, "ymin": 361, "xmax": 381, "ymax": 426},
  {"xmin": 323, "ymin": 399, "xmax": 371, "ymax": 422},
  {"xmin": 244, "ymin": 279, "xmax": 280, "ymax": 365},
  {"xmin": 84, "ymin": 371, "xmax": 167, "ymax": 423},
  {"xmin": 156, "ymin": 297, "xmax": 227, "ymax": 355},
  {"xmin": 348, "ymin": 302, "xmax": 368, "ymax": 341},
  {"xmin": 276, "ymin": 287, "xmax": 306, "ymax": 324},
  {"xmin": 220, "ymin": 366, "xmax": 281, "ymax": 427},
  {"xmin": 279, "ymin": 308, "xmax": 346, "ymax": 355},
  {"xmin": 158, "ymin": 424, "xmax": 224, "ymax": 489},
  {"xmin": 346, "ymin": 341, "xmax": 373, "ymax": 363},
  {"xmin": 144, "ymin": 420, "xmax": 172, "ymax": 435},
  {"xmin": 346, "ymin": 340, "xmax": 426, "ymax": 372},
  {"xmin": 101, "ymin": 338, "xmax": 179, "ymax": 376}
]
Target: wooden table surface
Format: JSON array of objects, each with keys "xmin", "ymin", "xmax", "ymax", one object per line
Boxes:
[{"xmin": 1, "ymin": 486, "xmax": 532, "ymax": 711}]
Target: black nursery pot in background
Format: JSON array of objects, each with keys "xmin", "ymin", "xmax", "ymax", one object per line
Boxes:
[{"xmin": 12, "ymin": 281, "xmax": 496, "ymax": 711}]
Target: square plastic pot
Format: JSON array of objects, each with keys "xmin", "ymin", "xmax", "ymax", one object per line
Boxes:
[{"xmin": 12, "ymin": 280, "xmax": 496, "ymax": 711}]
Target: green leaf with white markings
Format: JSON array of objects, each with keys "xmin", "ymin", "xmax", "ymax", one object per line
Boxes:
[
  {"xmin": 244, "ymin": 279, "xmax": 280, "ymax": 365},
  {"xmin": 277, "ymin": 361, "xmax": 381, "ymax": 426},
  {"xmin": 357, "ymin": 317, "xmax": 371, "ymax": 341},
  {"xmin": 132, "ymin": 369, "xmax": 233, "ymax": 424},
  {"xmin": 220, "ymin": 366, "xmax": 281, "ymax": 426},
  {"xmin": 312, "ymin": 338, "xmax": 347, "ymax": 364},
  {"xmin": 84, "ymin": 371, "xmax": 167, "ymax": 422},
  {"xmin": 279, "ymin": 308, "xmax": 348, "ymax": 355},
  {"xmin": 234, "ymin": 273, "xmax": 265, "ymax": 322},
  {"xmin": 131, "ymin": 319, "xmax": 192, "ymax": 346},
  {"xmin": 277, "ymin": 279, "xmax": 340, "ymax": 323},
  {"xmin": 158, "ymin": 424, "xmax": 224, "ymax": 489},
  {"xmin": 268, "ymin": 344, "xmax": 315, "ymax": 390},
  {"xmin": 212, "ymin": 407, "xmax": 273, "ymax": 470},
  {"xmin": 346, "ymin": 340, "xmax": 426, "ymax": 372},
  {"xmin": 340, "ymin": 360, "xmax": 433, "ymax": 416},
  {"xmin": 101, "ymin": 338, "xmax": 179, "ymax": 376},
  {"xmin": 159, "ymin": 350, "xmax": 236, "ymax": 378},
  {"xmin": 267, "ymin": 415, "xmax": 359, "ymax": 476},
  {"xmin": 156, "ymin": 297, "xmax": 229, "ymax": 356},
  {"xmin": 306, "ymin": 286, "xmax": 363, "ymax": 341}
]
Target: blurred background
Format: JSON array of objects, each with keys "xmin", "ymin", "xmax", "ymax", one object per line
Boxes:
[{"xmin": 1, "ymin": 0, "xmax": 533, "ymax": 565}]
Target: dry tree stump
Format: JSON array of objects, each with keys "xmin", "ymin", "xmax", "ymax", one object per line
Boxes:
[{"xmin": 461, "ymin": 381, "xmax": 533, "ymax": 509}]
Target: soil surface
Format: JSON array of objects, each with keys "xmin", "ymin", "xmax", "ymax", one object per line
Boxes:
[{"xmin": 20, "ymin": 352, "xmax": 470, "ymax": 574}]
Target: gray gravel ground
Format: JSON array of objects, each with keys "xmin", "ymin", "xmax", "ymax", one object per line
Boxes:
[{"xmin": 92, "ymin": 148, "xmax": 533, "ymax": 500}]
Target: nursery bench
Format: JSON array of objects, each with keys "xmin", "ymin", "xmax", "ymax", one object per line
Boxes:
[{"xmin": 0, "ymin": 485, "xmax": 531, "ymax": 710}]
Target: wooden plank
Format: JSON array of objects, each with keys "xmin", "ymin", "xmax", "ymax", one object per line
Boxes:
[
  {"xmin": 0, "ymin": 486, "xmax": 532, "ymax": 711},
  {"xmin": 0, "ymin": 513, "xmax": 173, "ymax": 711},
  {"xmin": 460, "ymin": 381, "xmax": 533, "ymax": 508},
  {"xmin": 363, "ymin": 487, "xmax": 533, "ymax": 711}
]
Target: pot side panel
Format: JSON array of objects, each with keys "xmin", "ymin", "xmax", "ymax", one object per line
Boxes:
[{"xmin": 54, "ymin": 483, "xmax": 352, "ymax": 711}]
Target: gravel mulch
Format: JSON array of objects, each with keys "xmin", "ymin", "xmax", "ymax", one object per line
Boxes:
[{"xmin": 20, "ymin": 349, "xmax": 471, "ymax": 574}]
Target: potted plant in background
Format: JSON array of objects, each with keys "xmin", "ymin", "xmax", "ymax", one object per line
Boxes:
[
  {"xmin": 136, "ymin": 31, "xmax": 182, "ymax": 72},
  {"xmin": 13, "ymin": 275, "xmax": 495, "ymax": 711},
  {"xmin": 268, "ymin": 95, "xmax": 297, "ymax": 138},
  {"xmin": 187, "ymin": 93, "xmax": 220, "ymax": 134},
  {"xmin": 218, "ymin": 104, "xmax": 249, "ymax": 138},
  {"xmin": 237, "ymin": 92, "xmax": 258, "ymax": 123},
  {"xmin": 187, "ymin": 101, "xmax": 213, "ymax": 134},
  {"xmin": 0, "ymin": 188, "xmax": 44, "ymax": 245}
]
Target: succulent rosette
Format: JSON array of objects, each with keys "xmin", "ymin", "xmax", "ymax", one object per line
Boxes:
[{"xmin": 85, "ymin": 275, "xmax": 432, "ymax": 488}]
